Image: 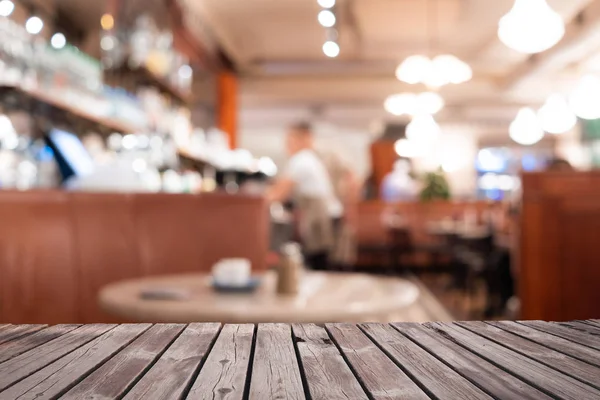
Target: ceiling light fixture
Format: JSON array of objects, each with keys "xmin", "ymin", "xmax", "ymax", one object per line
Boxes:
[
  {"xmin": 406, "ymin": 114, "xmax": 441, "ymax": 144},
  {"xmin": 395, "ymin": 0, "xmax": 472, "ymax": 87},
  {"xmin": 498, "ymin": 0, "xmax": 564, "ymax": 54},
  {"xmin": 25, "ymin": 16, "xmax": 43, "ymax": 35},
  {"xmin": 0, "ymin": 0, "xmax": 14, "ymax": 17},
  {"xmin": 396, "ymin": 54, "xmax": 472, "ymax": 87},
  {"xmin": 537, "ymin": 94, "xmax": 576, "ymax": 134},
  {"xmin": 569, "ymin": 74, "xmax": 600, "ymax": 120},
  {"xmin": 509, "ymin": 107, "xmax": 544, "ymax": 145},
  {"xmin": 394, "ymin": 138, "xmax": 429, "ymax": 158},
  {"xmin": 384, "ymin": 92, "xmax": 444, "ymax": 116},
  {"xmin": 317, "ymin": 0, "xmax": 335, "ymax": 8},
  {"xmin": 318, "ymin": 9, "xmax": 336, "ymax": 27},
  {"xmin": 323, "ymin": 41, "xmax": 340, "ymax": 58},
  {"xmin": 50, "ymin": 33, "xmax": 66, "ymax": 49}
]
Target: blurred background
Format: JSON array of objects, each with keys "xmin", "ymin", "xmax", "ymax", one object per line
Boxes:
[{"xmin": 0, "ymin": 0, "xmax": 599, "ymax": 325}]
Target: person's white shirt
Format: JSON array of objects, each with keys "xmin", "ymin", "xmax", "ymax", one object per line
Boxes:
[{"xmin": 284, "ymin": 149, "xmax": 343, "ymax": 218}]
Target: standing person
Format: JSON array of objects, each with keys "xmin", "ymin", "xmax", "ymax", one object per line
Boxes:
[{"xmin": 267, "ymin": 122, "xmax": 358, "ymax": 270}]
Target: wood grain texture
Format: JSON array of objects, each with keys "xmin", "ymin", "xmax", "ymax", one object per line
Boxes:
[
  {"xmin": 520, "ymin": 320, "xmax": 600, "ymax": 350},
  {"xmin": 489, "ymin": 321, "xmax": 600, "ymax": 367},
  {"xmin": 61, "ymin": 324, "xmax": 184, "ymax": 400},
  {"xmin": 249, "ymin": 324, "xmax": 305, "ymax": 400},
  {"xmin": 394, "ymin": 322, "xmax": 551, "ymax": 400},
  {"xmin": 560, "ymin": 321, "xmax": 600, "ymax": 336},
  {"xmin": 0, "ymin": 324, "xmax": 115, "ymax": 392},
  {"xmin": 0, "ymin": 325, "xmax": 46, "ymax": 345},
  {"xmin": 292, "ymin": 324, "xmax": 367, "ymax": 400},
  {"xmin": 0, "ymin": 325, "xmax": 79, "ymax": 364},
  {"xmin": 456, "ymin": 321, "xmax": 600, "ymax": 390},
  {"xmin": 326, "ymin": 323, "xmax": 428, "ymax": 400},
  {"xmin": 426, "ymin": 322, "xmax": 600, "ymax": 400},
  {"xmin": 360, "ymin": 323, "xmax": 491, "ymax": 400},
  {"xmin": 0, "ymin": 324, "xmax": 150, "ymax": 399},
  {"xmin": 188, "ymin": 324, "xmax": 254, "ymax": 400},
  {"xmin": 122, "ymin": 323, "xmax": 220, "ymax": 400}
]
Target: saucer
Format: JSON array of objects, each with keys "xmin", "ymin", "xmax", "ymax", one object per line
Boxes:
[{"xmin": 211, "ymin": 277, "xmax": 262, "ymax": 293}]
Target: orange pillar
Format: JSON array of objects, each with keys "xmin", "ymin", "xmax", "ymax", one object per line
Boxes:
[{"xmin": 217, "ymin": 72, "xmax": 238, "ymax": 149}]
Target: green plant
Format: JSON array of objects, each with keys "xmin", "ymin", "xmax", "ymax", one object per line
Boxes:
[{"xmin": 419, "ymin": 169, "xmax": 451, "ymax": 202}]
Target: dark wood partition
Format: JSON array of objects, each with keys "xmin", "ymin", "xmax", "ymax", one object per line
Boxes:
[
  {"xmin": 0, "ymin": 191, "xmax": 269, "ymax": 324},
  {"xmin": 520, "ymin": 171, "xmax": 600, "ymax": 321}
]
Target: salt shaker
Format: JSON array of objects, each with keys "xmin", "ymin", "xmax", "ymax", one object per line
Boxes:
[{"xmin": 277, "ymin": 242, "xmax": 302, "ymax": 295}]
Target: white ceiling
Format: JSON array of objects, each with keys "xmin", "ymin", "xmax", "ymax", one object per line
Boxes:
[{"xmin": 185, "ymin": 0, "xmax": 600, "ymax": 135}]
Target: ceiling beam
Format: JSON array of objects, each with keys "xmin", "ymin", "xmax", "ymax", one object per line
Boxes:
[{"xmin": 500, "ymin": 0, "xmax": 600, "ymax": 90}]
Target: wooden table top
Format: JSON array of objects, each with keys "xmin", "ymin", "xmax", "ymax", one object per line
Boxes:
[
  {"xmin": 1, "ymin": 320, "xmax": 599, "ymax": 399},
  {"xmin": 99, "ymin": 272, "xmax": 420, "ymax": 323}
]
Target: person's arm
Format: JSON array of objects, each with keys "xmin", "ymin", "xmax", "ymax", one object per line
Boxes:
[{"xmin": 266, "ymin": 177, "xmax": 295, "ymax": 203}]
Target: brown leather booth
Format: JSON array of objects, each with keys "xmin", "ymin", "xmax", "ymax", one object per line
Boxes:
[
  {"xmin": 520, "ymin": 171, "xmax": 600, "ymax": 321},
  {"xmin": 0, "ymin": 191, "xmax": 269, "ymax": 324}
]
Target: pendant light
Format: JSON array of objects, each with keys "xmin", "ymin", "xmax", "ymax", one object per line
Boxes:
[
  {"xmin": 509, "ymin": 108, "xmax": 544, "ymax": 145},
  {"xmin": 396, "ymin": 0, "xmax": 472, "ymax": 87},
  {"xmin": 394, "ymin": 138, "xmax": 429, "ymax": 158},
  {"xmin": 0, "ymin": 0, "xmax": 14, "ymax": 17},
  {"xmin": 537, "ymin": 94, "xmax": 576, "ymax": 134},
  {"xmin": 498, "ymin": 0, "xmax": 565, "ymax": 54},
  {"xmin": 569, "ymin": 75, "xmax": 600, "ymax": 120},
  {"xmin": 406, "ymin": 114, "xmax": 441, "ymax": 144},
  {"xmin": 384, "ymin": 92, "xmax": 444, "ymax": 116}
]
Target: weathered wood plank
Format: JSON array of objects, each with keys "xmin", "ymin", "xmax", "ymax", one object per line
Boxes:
[
  {"xmin": 122, "ymin": 323, "xmax": 220, "ymax": 400},
  {"xmin": 326, "ymin": 323, "xmax": 428, "ymax": 400},
  {"xmin": 489, "ymin": 321, "xmax": 600, "ymax": 367},
  {"xmin": 0, "ymin": 325, "xmax": 46, "ymax": 345},
  {"xmin": 520, "ymin": 321, "xmax": 600, "ymax": 350},
  {"xmin": 188, "ymin": 324, "xmax": 254, "ymax": 400},
  {"xmin": 249, "ymin": 324, "xmax": 305, "ymax": 400},
  {"xmin": 292, "ymin": 324, "xmax": 367, "ymax": 400},
  {"xmin": 426, "ymin": 322, "xmax": 600, "ymax": 400},
  {"xmin": 585, "ymin": 319, "xmax": 600, "ymax": 327},
  {"xmin": 61, "ymin": 324, "xmax": 184, "ymax": 400},
  {"xmin": 0, "ymin": 324, "xmax": 115, "ymax": 392},
  {"xmin": 457, "ymin": 321, "xmax": 600, "ymax": 390},
  {"xmin": 0, "ymin": 325, "xmax": 80, "ymax": 364},
  {"xmin": 360, "ymin": 323, "xmax": 491, "ymax": 400},
  {"xmin": 560, "ymin": 321, "xmax": 600, "ymax": 336},
  {"xmin": 0, "ymin": 324, "xmax": 150, "ymax": 399},
  {"xmin": 395, "ymin": 322, "xmax": 551, "ymax": 400}
]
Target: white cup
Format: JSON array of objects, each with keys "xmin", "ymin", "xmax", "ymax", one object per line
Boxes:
[{"xmin": 212, "ymin": 258, "xmax": 251, "ymax": 287}]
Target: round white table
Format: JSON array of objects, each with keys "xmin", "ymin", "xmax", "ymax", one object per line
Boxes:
[{"xmin": 99, "ymin": 271, "xmax": 420, "ymax": 323}]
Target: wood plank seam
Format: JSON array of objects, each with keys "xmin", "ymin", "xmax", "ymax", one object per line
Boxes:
[
  {"xmin": 291, "ymin": 325, "xmax": 316, "ymax": 400},
  {"xmin": 486, "ymin": 321, "xmax": 600, "ymax": 368},
  {"xmin": 425, "ymin": 322, "xmax": 600, "ymax": 400},
  {"xmin": 0, "ymin": 325, "xmax": 81, "ymax": 365},
  {"xmin": 242, "ymin": 324, "xmax": 258, "ymax": 400},
  {"xmin": 390, "ymin": 323, "xmax": 548, "ymax": 400},
  {"xmin": 60, "ymin": 324, "xmax": 187, "ymax": 400},
  {"xmin": 0, "ymin": 324, "xmax": 153, "ymax": 399},
  {"xmin": 106, "ymin": 323, "xmax": 189, "ymax": 399},
  {"xmin": 357, "ymin": 324, "xmax": 440, "ymax": 400},
  {"xmin": 176, "ymin": 323, "xmax": 224, "ymax": 400},
  {"xmin": 323, "ymin": 325, "xmax": 378, "ymax": 400},
  {"xmin": 52, "ymin": 324, "xmax": 153, "ymax": 398},
  {"xmin": 518, "ymin": 321, "xmax": 600, "ymax": 350},
  {"xmin": 0, "ymin": 324, "xmax": 118, "ymax": 393},
  {"xmin": 456, "ymin": 321, "xmax": 600, "ymax": 391},
  {"xmin": 120, "ymin": 324, "xmax": 189, "ymax": 397}
]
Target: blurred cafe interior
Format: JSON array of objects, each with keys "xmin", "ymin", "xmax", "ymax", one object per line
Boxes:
[{"xmin": 1, "ymin": 0, "xmax": 599, "ymax": 326}]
